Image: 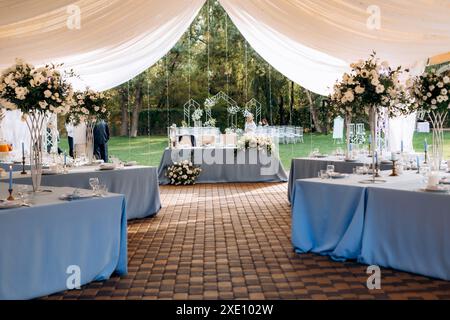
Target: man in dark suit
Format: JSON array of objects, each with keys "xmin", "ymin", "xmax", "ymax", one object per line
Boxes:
[{"xmin": 93, "ymin": 120, "xmax": 110, "ymax": 162}]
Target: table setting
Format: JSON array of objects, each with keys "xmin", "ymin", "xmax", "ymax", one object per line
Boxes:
[
  {"xmin": 0, "ymin": 182, "xmax": 128, "ymax": 299},
  {"xmin": 1, "ymin": 160, "xmax": 161, "ymax": 220},
  {"xmin": 291, "ymin": 165, "xmax": 450, "ymax": 281}
]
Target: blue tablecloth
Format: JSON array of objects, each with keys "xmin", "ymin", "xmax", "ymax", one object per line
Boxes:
[
  {"xmin": 292, "ymin": 173, "xmax": 450, "ymax": 280},
  {"xmin": 360, "ymin": 187, "xmax": 450, "ymax": 280},
  {"xmin": 158, "ymin": 148, "xmax": 288, "ymax": 184},
  {"xmin": 0, "ymin": 183, "xmax": 127, "ymax": 300},
  {"xmin": 5, "ymin": 165, "xmax": 161, "ymax": 220},
  {"xmin": 0, "ymin": 162, "xmax": 29, "ymax": 172}
]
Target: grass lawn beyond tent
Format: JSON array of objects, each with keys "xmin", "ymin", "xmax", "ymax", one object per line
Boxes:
[{"xmin": 59, "ymin": 132, "xmax": 450, "ymax": 171}]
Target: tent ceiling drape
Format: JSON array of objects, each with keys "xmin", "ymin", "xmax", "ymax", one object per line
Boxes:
[{"xmin": 1, "ymin": 0, "xmax": 450, "ymax": 95}]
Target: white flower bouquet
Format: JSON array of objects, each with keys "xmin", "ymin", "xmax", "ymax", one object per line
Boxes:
[
  {"xmin": 203, "ymin": 118, "xmax": 216, "ymax": 127},
  {"xmin": 329, "ymin": 52, "xmax": 410, "ymax": 118},
  {"xmin": 0, "ymin": 58, "xmax": 74, "ymax": 115},
  {"xmin": 68, "ymin": 89, "xmax": 110, "ymax": 124},
  {"xmin": 409, "ymin": 69, "xmax": 449, "ymax": 113},
  {"xmin": 191, "ymin": 108, "xmax": 203, "ymax": 121},
  {"xmin": 227, "ymin": 105, "xmax": 240, "ymax": 115},
  {"xmin": 166, "ymin": 159, "xmax": 202, "ymax": 185},
  {"xmin": 237, "ymin": 134, "xmax": 275, "ymax": 154}
]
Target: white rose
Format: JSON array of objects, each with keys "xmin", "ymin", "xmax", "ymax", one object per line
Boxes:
[
  {"xmin": 44, "ymin": 90, "xmax": 52, "ymax": 98},
  {"xmin": 375, "ymin": 84, "xmax": 385, "ymax": 94},
  {"xmin": 443, "ymin": 76, "xmax": 449, "ymax": 84},
  {"xmin": 431, "ymin": 99, "xmax": 437, "ymax": 105},
  {"xmin": 39, "ymin": 101, "xmax": 48, "ymax": 109},
  {"xmin": 441, "ymin": 88, "xmax": 448, "ymax": 95},
  {"xmin": 355, "ymin": 86, "xmax": 365, "ymax": 94},
  {"xmin": 437, "ymin": 82, "xmax": 444, "ymax": 88}
]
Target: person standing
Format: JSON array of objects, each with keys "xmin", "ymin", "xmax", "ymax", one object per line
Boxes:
[
  {"xmin": 65, "ymin": 120, "xmax": 75, "ymax": 157},
  {"xmin": 93, "ymin": 120, "xmax": 110, "ymax": 163},
  {"xmin": 244, "ymin": 113, "xmax": 257, "ymax": 134}
]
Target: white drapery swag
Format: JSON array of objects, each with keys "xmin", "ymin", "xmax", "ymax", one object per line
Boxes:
[{"xmin": 1, "ymin": 0, "xmax": 450, "ymax": 95}]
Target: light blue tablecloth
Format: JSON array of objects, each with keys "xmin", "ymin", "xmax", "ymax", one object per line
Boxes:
[
  {"xmin": 292, "ymin": 174, "xmax": 450, "ymax": 280},
  {"xmin": 0, "ymin": 183, "xmax": 127, "ymax": 300},
  {"xmin": 5, "ymin": 165, "xmax": 161, "ymax": 220},
  {"xmin": 158, "ymin": 148, "xmax": 288, "ymax": 184},
  {"xmin": 360, "ymin": 187, "xmax": 450, "ymax": 280},
  {"xmin": 291, "ymin": 180, "xmax": 366, "ymax": 261}
]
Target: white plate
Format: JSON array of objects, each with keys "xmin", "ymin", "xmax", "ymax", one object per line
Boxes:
[
  {"xmin": 124, "ymin": 161, "xmax": 137, "ymax": 167},
  {"xmin": 0, "ymin": 200, "xmax": 22, "ymax": 209},
  {"xmin": 421, "ymin": 187, "xmax": 449, "ymax": 193}
]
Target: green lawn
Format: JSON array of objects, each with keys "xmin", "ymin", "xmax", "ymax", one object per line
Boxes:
[{"xmin": 59, "ymin": 132, "xmax": 450, "ymax": 170}]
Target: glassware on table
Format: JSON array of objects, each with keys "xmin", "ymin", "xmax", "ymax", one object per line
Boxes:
[
  {"xmin": 89, "ymin": 177, "xmax": 100, "ymax": 194},
  {"xmin": 98, "ymin": 184, "xmax": 108, "ymax": 197},
  {"xmin": 318, "ymin": 169, "xmax": 328, "ymax": 179},
  {"xmin": 326, "ymin": 165, "xmax": 335, "ymax": 175},
  {"xmin": 17, "ymin": 185, "xmax": 31, "ymax": 206}
]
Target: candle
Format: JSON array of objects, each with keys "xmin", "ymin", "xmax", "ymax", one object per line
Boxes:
[
  {"xmin": 368, "ymin": 134, "xmax": 372, "ymax": 145},
  {"xmin": 375, "ymin": 151, "xmax": 378, "ymax": 164},
  {"xmin": 401, "ymin": 140, "xmax": 404, "ymax": 153},
  {"xmin": 424, "ymin": 139, "xmax": 428, "ymax": 152},
  {"xmin": 416, "ymin": 156, "xmax": 420, "ymax": 169},
  {"xmin": 9, "ymin": 165, "xmax": 13, "ymax": 190},
  {"xmin": 21, "ymin": 142, "xmax": 25, "ymax": 158},
  {"xmin": 64, "ymin": 152, "xmax": 67, "ymax": 166}
]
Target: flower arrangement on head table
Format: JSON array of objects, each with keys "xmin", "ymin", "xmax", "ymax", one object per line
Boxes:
[
  {"xmin": 329, "ymin": 52, "xmax": 411, "ymax": 119},
  {"xmin": 67, "ymin": 89, "xmax": 110, "ymax": 125},
  {"xmin": 0, "ymin": 58, "xmax": 74, "ymax": 117},
  {"xmin": 191, "ymin": 108, "xmax": 203, "ymax": 122}
]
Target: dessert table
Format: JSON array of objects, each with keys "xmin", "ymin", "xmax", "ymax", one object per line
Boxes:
[
  {"xmin": 291, "ymin": 172, "xmax": 450, "ymax": 280},
  {"xmin": 158, "ymin": 147, "xmax": 288, "ymax": 184},
  {"xmin": 287, "ymin": 156, "xmax": 392, "ymax": 202},
  {"xmin": 5, "ymin": 165, "xmax": 161, "ymax": 220},
  {"xmin": 0, "ymin": 183, "xmax": 127, "ymax": 300}
]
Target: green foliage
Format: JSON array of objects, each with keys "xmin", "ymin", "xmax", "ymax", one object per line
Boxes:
[{"xmin": 105, "ymin": 0, "xmax": 326, "ymax": 134}]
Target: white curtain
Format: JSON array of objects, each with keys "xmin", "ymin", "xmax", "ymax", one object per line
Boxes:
[
  {"xmin": 1, "ymin": 110, "xmax": 31, "ymax": 157},
  {"xmin": 1, "ymin": 0, "xmax": 450, "ymax": 94}
]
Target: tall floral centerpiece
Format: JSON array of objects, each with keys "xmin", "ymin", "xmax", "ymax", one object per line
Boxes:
[
  {"xmin": 329, "ymin": 52, "xmax": 410, "ymax": 178},
  {"xmin": 0, "ymin": 59, "xmax": 74, "ymax": 191},
  {"xmin": 192, "ymin": 108, "xmax": 203, "ymax": 128},
  {"xmin": 409, "ymin": 69, "xmax": 450, "ymax": 170},
  {"xmin": 70, "ymin": 89, "xmax": 109, "ymax": 163}
]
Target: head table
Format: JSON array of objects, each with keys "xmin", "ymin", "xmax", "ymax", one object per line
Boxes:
[
  {"xmin": 0, "ymin": 183, "xmax": 127, "ymax": 300},
  {"xmin": 158, "ymin": 147, "xmax": 288, "ymax": 185},
  {"xmin": 2, "ymin": 165, "xmax": 161, "ymax": 220},
  {"xmin": 291, "ymin": 171, "xmax": 450, "ymax": 281},
  {"xmin": 287, "ymin": 156, "xmax": 392, "ymax": 202}
]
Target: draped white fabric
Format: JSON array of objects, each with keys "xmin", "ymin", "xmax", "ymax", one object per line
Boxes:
[{"xmin": 1, "ymin": 0, "xmax": 450, "ymax": 94}]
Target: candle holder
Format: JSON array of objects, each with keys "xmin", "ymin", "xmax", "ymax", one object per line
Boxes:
[
  {"xmin": 424, "ymin": 150, "xmax": 428, "ymax": 164},
  {"xmin": 374, "ymin": 161, "xmax": 381, "ymax": 178},
  {"xmin": 390, "ymin": 159, "xmax": 399, "ymax": 176},
  {"xmin": 7, "ymin": 189, "xmax": 14, "ymax": 201},
  {"xmin": 21, "ymin": 156, "xmax": 27, "ymax": 175}
]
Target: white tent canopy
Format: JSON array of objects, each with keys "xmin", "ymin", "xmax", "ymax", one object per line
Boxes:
[{"xmin": 1, "ymin": 0, "xmax": 450, "ymax": 95}]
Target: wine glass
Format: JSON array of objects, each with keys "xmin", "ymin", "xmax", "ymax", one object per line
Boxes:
[
  {"xmin": 17, "ymin": 185, "xmax": 30, "ymax": 206},
  {"xmin": 89, "ymin": 177, "xmax": 100, "ymax": 194},
  {"xmin": 326, "ymin": 165, "xmax": 335, "ymax": 176}
]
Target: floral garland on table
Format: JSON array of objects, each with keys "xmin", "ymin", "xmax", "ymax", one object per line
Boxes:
[
  {"xmin": 236, "ymin": 134, "xmax": 275, "ymax": 155},
  {"xmin": 191, "ymin": 108, "xmax": 203, "ymax": 122},
  {"xmin": 166, "ymin": 160, "xmax": 202, "ymax": 185},
  {"xmin": 68, "ymin": 89, "xmax": 109, "ymax": 125},
  {"xmin": 329, "ymin": 52, "xmax": 410, "ymax": 119},
  {"xmin": 0, "ymin": 58, "xmax": 74, "ymax": 115},
  {"xmin": 408, "ymin": 69, "xmax": 449, "ymax": 113}
]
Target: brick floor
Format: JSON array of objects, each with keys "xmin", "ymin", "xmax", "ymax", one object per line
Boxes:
[{"xmin": 44, "ymin": 183, "xmax": 450, "ymax": 300}]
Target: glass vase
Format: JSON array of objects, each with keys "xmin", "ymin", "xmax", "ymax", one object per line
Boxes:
[
  {"xmin": 25, "ymin": 111, "xmax": 45, "ymax": 192},
  {"xmin": 85, "ymin": 119, "xmax": 96, "ymax": 164},
  {"xmin": 429, "ymin": 110, "xmax": 447, "ymax": 171}
]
